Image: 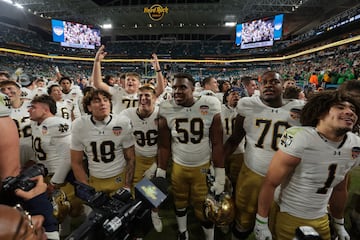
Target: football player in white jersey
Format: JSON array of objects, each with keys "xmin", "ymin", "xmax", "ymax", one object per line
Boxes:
[
  {"xmin": 48, "ymin": 84, "xmax": 81, "ymax": 120},
  {"xmin": 0, "ymin": 80, "xmax": 34, "ymax": 166},
  {"xmin": 221, "ymin": 87, "xmax": 244, "ymax": 189},
  {"xmin": 224, "ymin": 71, "xmax": 304, "ymax": 239},
  {"xmin": 255, "ymin": 90, "xmax": 360, "ymax": 240},
  {"xmin": 156, "ymin": 73, "xmax": 225, "ymax": 240},
  {"xmin": 121, "ymin": 84, "xmax": 163, "ymax": 232},
  {"xmin": 91, "ymin": 45, "xmax": 165, "ymax": 114},
  {"xmin": 29, "ymin": 95, "xmax": 72, "ymax": 186},
  {"xmin": 28, "ymin": 94, "xmax": 75, "ymax": 239},
  {"xmin": 59, "ymin": 77, "xmax": 83, "ymax": 104},
  {"xmin": 71, "ymin": 89, "xmax": 135, "ymax": 194}
]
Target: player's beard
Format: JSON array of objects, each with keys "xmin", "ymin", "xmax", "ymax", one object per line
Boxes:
[{"xmin": 335, "ymin": 127, "xmax": 351, "ymax": 137}]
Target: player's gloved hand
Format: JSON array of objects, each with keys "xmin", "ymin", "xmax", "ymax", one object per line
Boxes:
[
  {"xmin": 155, "ymin": 168, "xmax": 166, "ymax": 178},
  {"xmin": 143, "ymin": 163, "xmax": 157, "ymax": 179},
  {"xmin": 210, "ymin": 167, "xmax": 225, "ymax": 195},
  {"xmin": 254, "ymin": 213, "xmax": 272, "ymax": 240},
  {"xmin": 332, "ymin": 217, "xmax": 350, "ymax": 240}
]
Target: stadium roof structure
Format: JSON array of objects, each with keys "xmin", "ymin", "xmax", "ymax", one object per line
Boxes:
[{"xmin": 11, "ymin": 0, "xmax": 360, "ymax": 39}]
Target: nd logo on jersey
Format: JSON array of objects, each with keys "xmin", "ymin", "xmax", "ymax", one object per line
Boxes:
[{"xmin": 280, "ymin": 132, "xmax": 293, "ymax": 148}]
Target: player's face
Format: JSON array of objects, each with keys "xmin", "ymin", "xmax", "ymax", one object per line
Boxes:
[
  {"xmin": 28, "ymin": 103, "xmax": 48, "ymax": 122},
  {"xmin": 322, "ymin": 101, "xmax": 358, "ymax": 136},
  {"xmin": 60, "ymin": 80, "xmax": 72, "ymax": 93},
  {"xmin": 172, "ymin": 78, "xmax": 194, "ymax": 107},
  {"xmin": 259, "ymin": 72, "xmax": 283, "ymax": 103},
  {"xmin": 283, "ymin": 80, "xmax": 296, "ymax": 90},
  {"xmin": 87, "ymin": 94, "xmax": 111, "ymax": 120},
  {"xmin": 0, "ymin": 84, "xmax": 21, "ymax": 103},
  {"xmin": 36, "ymin": 81, "xmax": 45, "ymax": 88},
  {"xmin": 227, "ymin": 91, "xmax": 240, "ymax": 108},
  {"xmin": 222, "ymin": 81, "xmax": 231, "ymax": 92},
  {"xmin": 49, "ymin": 86, "xmax": 63, "ymax": 101},
  {"xmin": 125, "ymin": 76, "xmax": 140, "ymax": 94},
  {"xmin": 138, "ymin": 89, "xmax": 156, "ymax": 113},
  {"xmin": 245, "ymin": 80, "xmax": 257, "ymax": 96},
  {"xmin": 208, "ymin": 78, "xmax": 219, "ymax": 93}
]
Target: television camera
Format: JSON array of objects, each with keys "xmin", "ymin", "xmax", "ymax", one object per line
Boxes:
[
  {"xmin": 66, "ymin": 177, "xmax": 168, "ymax": 240},
  {"xmin": 1, "ymin": 163, "xmax": 48, "ymax": 192}
]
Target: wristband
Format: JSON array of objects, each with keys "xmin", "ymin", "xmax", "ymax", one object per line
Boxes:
[
  {"xmin": 256, "ymin": 213, "xmax": 268, "ymax": 224},
  {"xmin": 333, "ymin": 217, "xmax": 345, "ymax": 225},
  {"xmin": 156, "ymin": 69, "xmax": 162, "ymax": 72}
]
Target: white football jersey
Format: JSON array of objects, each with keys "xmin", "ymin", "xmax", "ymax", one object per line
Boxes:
[
  {"xmin": 0, "ymin": 93, "xmax": 10, "ymax": 117},
  {"xmin": 31, "ymin": 87, "xmax": 48, "ymax": 98},
  {"xmin": 31, "ymin": 116, "xmax": 72, "ymax": 183},
  {"xmin": 55, "ymin": 99, "xmax": 74, "ymax": 120},
  {"xmin": 236, "ymin": 96, "xmax": 304, "ymax": 176},
  {"xmin": 10, "ymin": 100, "xmax": 34, "ymax": 164},
  {"xmin": 277, "ymin": 127, "xmax": 360, "ymax": 219},
  {"xmin": 121, "ymin": 107, "xmax": 159, "ymax": 158},
  {"xmin": 159, "ymin": 95, "xmax": 221, "ymax": 167},
  {"xmin": 62, "ymin": 86, "xmax": 83, "ymax": 103},
  {"xmin": 109, "ymin": 86, "xmax": 138, "ymax": 114},
  {"xmin": 221, "ymin": 104, "xmax": 245, "ymax": 153},
  {"xmin": 71, "ymin": 114, "xmax": 135, "ymax": 178}
]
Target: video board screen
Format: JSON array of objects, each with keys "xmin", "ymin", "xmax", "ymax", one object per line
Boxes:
[
  {"xmin": 51, "ymin": 19, "xmax": 101, "ymax": 49},
  {"xmin": 235, "ymin": 14, "xmax": 284, "ymax": 49}
]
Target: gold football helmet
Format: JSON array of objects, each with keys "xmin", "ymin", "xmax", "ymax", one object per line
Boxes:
[
  {"xmin": 204, "ymin": 191, "xmax": 235, "ymax": 226},
  {"xmin": 52, "ymin": 189, "xmax": 71, "ymax": 223}
]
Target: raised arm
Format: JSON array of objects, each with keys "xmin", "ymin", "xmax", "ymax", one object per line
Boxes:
[
  {"xmin": 151, "ymin": 53, "xmax": 165, "ymax": 97},
  {"xmin": 91, "ymin": 45, "xmax": 110, "ymax": 92}
]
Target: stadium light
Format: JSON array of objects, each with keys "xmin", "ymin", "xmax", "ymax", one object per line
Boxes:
[
  {"xmin": 14, "ymin": 3, "xmax": 23, "ymax": 9},
  {"xmin": 2, "ymin": 0, "xmax": 13, "ymax": 4},
  {"xmin": 102, "ymin": 24, "xmax": 112, "ymax": 29},
  {"xmin": 225, "ymin": 22, "xmax": 237, "ymax": 27}
]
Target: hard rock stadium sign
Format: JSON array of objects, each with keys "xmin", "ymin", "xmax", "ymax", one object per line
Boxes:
[{"xmin": 144, "ymin": 4, "xmax": 169, "ymax": 21}]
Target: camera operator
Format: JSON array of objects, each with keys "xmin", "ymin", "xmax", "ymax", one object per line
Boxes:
[
  {"xmin": 0, "ymin": 175, "xmax": 48, "ymax": 240},
  {"xmin": 0, "ymin": 93, "xmax": 59, "ymax": 240}
]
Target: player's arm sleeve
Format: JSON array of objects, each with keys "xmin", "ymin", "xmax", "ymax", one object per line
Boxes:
[
  {"xmin": 278, "ymin": 127, "xmax": 306, "ymax": 158},
  {"xmin": 71, "ymin": 101, "xmax": 82, "ymax": 119},
  {"xmin": 121, "ymin": 118, "xmax": 136, "ymax": 149}
]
